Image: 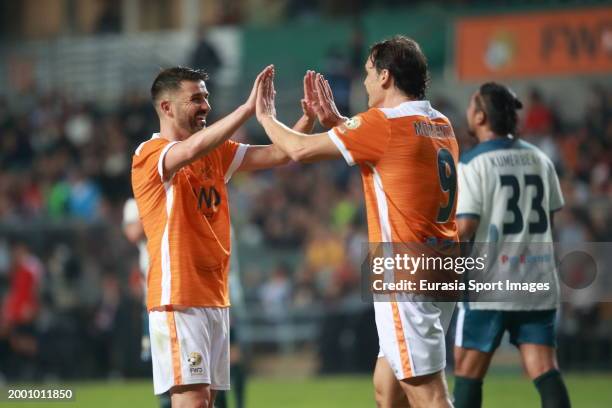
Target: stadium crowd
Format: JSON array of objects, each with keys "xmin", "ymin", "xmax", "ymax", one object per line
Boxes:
[{"xmin": 0, "ymin": 79, "xmax": 610, "ymax": 380}]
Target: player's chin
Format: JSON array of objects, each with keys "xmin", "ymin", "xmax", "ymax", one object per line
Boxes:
[{"xmin": 192, "ymin": 120, "xmax": 206, "ymax": 132}]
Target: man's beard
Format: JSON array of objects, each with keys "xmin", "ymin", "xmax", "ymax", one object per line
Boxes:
[
  {"xmin": 179, "ymin": 114, "xmax": 205, "ymax": 134},
  {"xmin": 192, "ymin": 117, "xmax": 206, "ymax": 132}
]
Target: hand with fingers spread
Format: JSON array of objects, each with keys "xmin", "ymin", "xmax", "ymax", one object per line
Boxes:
[
  {"xmin": 313, "ymin": 73, "xmax": 348, "ymax": 129},
  {"xmin": 256, "ymin": 66, "xmax": 277, "ymax": 123}
]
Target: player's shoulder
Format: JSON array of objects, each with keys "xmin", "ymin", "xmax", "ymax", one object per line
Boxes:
[
  {"xmin": 460, "ymin": 137, "xmax": 519, "ymax": 165},
  {"xmin": 134, "ymin": 133, "xmax": 170, "ymax": 157},
  {"xmin": 513, "ymin": 139, "xmax": 555, "ymax": 167},
  {"xmin": 355, "ymin": 107, "xmax": 388, "ymax": 123},
  {"xmin": 379, "ymin": 100, "xmax": 449, "ymax": 122}
]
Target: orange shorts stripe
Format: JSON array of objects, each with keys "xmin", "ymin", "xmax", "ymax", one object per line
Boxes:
[
  {"xmin": 166, "ymin": 311, "xmax": 182, "ymax": 385},
  {"xmin": 391, "ymin": 300, "xmax": 412, "ymax": 377}
]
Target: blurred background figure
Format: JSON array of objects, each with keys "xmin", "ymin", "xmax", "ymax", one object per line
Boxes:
[
  {"xmin": 190, "ymin": 26, "xmax": 223, "ymax": 95},
  {"xmin": 0, "ymin": 239, "xmax": 44, "ymax": 381},
  {"xmin": 122, "ymin": 197, "xmax": 170, "ymax": 408}
]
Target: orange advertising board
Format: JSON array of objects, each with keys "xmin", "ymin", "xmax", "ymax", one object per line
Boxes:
[{"xmin": 455, "ymin": 7, "xmax": 612, "ymax": 80}]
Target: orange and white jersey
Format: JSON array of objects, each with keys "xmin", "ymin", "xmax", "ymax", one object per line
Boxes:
[
  {"xmin": 328, "ymin": 101, "xmax": 459, "ymax": 380},
  {"xmin": 131, "ymin": 134, "xmax": 248, "ymax": 310},
  {"xmin": 328, "ymin": 100, "xmax": 459, "ymax": 244}
]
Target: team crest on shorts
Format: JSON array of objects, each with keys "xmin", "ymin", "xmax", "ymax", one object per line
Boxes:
[{"xmin": 188, "ymin": 352, "xmax": 204, "ymax": 375}]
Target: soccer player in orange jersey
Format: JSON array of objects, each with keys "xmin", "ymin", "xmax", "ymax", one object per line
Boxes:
[
  {"xmin": 131, "ymin": 65, "xmax": 316, "ymax": 408},
  {"xmin": 255, "ymin": 37, "xmax": 458, "ymax": 408}
]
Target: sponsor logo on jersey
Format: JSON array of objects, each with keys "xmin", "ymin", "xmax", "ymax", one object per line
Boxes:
[{"xmin": 198, "ymin": 185, "xmax": 221, "ymax": 216}]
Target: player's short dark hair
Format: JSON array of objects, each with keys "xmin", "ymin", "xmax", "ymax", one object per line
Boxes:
[
  {"xmin": 476, "ymin": 82, "xmax": 523, "ymax": 136},
  {"xmin": 368, "ymin": 36, "xmax": 429, "ymax": 100},
  {"xmin": 151, "ymin": 67, "xmax": 209, "ymax": 105}
]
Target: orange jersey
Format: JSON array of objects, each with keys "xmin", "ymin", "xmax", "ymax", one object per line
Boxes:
[
  {"xmin": 131, "ymin": 134, "xmax": 248, "ymax": 310},
  {"xmin": 328, "ymin": 101, "xmax": 459, "ymax": 244}
]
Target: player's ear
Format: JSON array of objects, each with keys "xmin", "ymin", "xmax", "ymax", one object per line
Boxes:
[
  {"xmin": 475, "ymin": 109, "xmax": 486, "ymax": 126},
  {"xmin": 160, "ymin": 99, "xmax": 173, "ymax": 118},
  {"xmin": 379, "ymin": 68, "xmax": 391, "ymax": 88}
]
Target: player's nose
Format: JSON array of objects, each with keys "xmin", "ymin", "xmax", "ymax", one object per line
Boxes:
[{"xmin": 200, "ymin": 99, "xmax": 211, "ymax": 113}]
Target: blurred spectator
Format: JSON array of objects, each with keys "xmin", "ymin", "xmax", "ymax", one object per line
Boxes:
[
  {"xmin": 89, "ymin": 272, "xmax": 120, "ymax": 378},
  {"xmin": 67, "ymin": 169, "xmax": 102, "ymax": 221},
  {"xmin": 305, "ymin": 226, "xmax": 345, "ymax": 274},
  {"xmin": 259, "ymin": 263, "xmax": 292, "ymax": 320},
  {"xmin": 0, "ymin": 239, "xmax": 44, "ymax": 380},
  {"xmin": 293, "ymin": 265, "xmax": 321, "ymax": 308},
  {"xmin": 95, "ymin": 0, "xmax": 121, "ymax": 34},
  {"xmin": 190, "ymin": 27, "xmax": 222, "ymax": 93},
  {"xmin": 523, "ymin": 88, "xmax": 554, "ymax": 136},
  {"xmin": 322, "ymin": 47, "xmax": 352, "ymax": 116},
  {"xmin": 1, "ymin": 240, "xmax": 43, "ymax": 329},
  {"xmin": 349, "ymin": 22, "xmax": 366, "ymax": 79}
]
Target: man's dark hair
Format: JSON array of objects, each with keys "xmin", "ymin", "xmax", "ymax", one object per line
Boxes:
[
  {"xmin": 150, "ymin": 67, "xmax": 209, "ymax": 105},
  {"xmin": 476, "ymin": 82, "xmax": 523, "ymax": 136},
  {"xmin": 368, "ymin": 36, "xmax": 429, "ymax": 100}
]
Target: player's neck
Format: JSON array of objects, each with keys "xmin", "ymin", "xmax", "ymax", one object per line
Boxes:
[
  {"xmin": 379, "ymin": 90, "xmax": 415, "ymax": 108},
  {"xmin": 159, "ymin": 121, "xmax": 189, "ymax": 142},
  {"xmin": 478, "ymin": 130, "xmax": 509, "ymax": 143}
]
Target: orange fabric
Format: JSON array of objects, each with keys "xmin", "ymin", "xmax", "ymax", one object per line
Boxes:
[
  {"xmin": 167, "ymin": 311, "xmax": 182, "ymax": 385},
  {"xmin": 132, "ymin": 136, "xmax": 240, "ymax": 310},
  {"xmin": 391, "ymin": 300, "xmax": 412, "ymax": 377},
  {"xmin": 332, "ymin": 108, "xmax": 459, "ymax": 244}
]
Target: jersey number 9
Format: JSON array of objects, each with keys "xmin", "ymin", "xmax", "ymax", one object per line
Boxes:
[{"xmin": 436, "ymin": 148, "xmax": 457, "ymax": 223}]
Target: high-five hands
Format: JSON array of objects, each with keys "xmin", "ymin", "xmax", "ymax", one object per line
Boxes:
[
  {"xmin": 313, "ymin": 73, "xmax": 348, "ymax": 128},
  {"xmin": 301, "ymin": 70, "xmax": 320, "ymax": 121},
  {"xmin": 256, "ymin": 65, "xmax": 277, "ymax": 123},
  {"xmin": 301, "ymin": 70, "xmax": 348, "ymax": 129},
  {"xmin": 245, "ymin": 65, "xmax": 274, "ymax": 115}
]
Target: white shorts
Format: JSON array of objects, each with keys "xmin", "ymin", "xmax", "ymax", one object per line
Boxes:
[
  {"xmin": 149, "ymin": 307, "xmax": 230, "ymax": 395},
  {"xmin": 375, "ymin": 300, "xmax": 455, "ymax": 380}
]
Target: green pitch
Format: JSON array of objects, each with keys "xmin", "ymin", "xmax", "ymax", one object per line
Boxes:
[{"xmin": 6, "ymin": 373, "xmax": 612, "ymax": 407}]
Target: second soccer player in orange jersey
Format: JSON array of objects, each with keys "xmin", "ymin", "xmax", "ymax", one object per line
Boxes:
[{"xmin": 255, "ymin": 37, "xmax": 459, "ymax": 408}]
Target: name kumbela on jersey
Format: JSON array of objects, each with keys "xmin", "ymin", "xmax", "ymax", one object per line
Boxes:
[
  {"xmin": 489, "ymin": 152, "xmax": 538, "ymax": 167},
  {"xmin": 372, "ymin": 279, "xmax": 550, "ymax": 293},
  {"xmin": 413, "ymin": 121, "xmax": 454, "ymax": 138}
]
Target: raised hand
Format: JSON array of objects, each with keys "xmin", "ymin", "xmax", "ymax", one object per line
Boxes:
[
  {"xmin": 245, "ymin": 65, "xmax": 273, "ymax": 115},
  {"xmin": 301, "ymin": 70, "xmax": 320, "ymax": 120},
  {"xmin": 256, "ymin": 66, "xmax": 276, "ymax": 123},
  {"xmin": 314, "ymin": 73, "xmax": 348, "ymax": 129}
]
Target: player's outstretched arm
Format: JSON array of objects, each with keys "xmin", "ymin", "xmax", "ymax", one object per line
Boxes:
[
  {"xmin": 256, "ymin": 67, "xmax": 342, "ymax": 163},
  {"xmin": 162, "ymin": 65, "xmax": 272, "ymax": 182},
  {"xmin": 235, "ymin": 144, "xmax": 289, "ymax": 172}
]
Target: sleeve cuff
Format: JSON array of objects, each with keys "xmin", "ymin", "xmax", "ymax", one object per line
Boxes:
[
  {"xmin": 158, "ymin": 141, "xmax": 180, "ymax": 184},
  {"xmin": 456, "ymin": 213, "xmax": 480, "ymax": 219},
  {"xmin": 327, "ymin": 129, "xmax": 355, "ymax": 166},
  {"xmin": 224, "ymin": 143, "xmax": 250, "ymax": 183}
]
